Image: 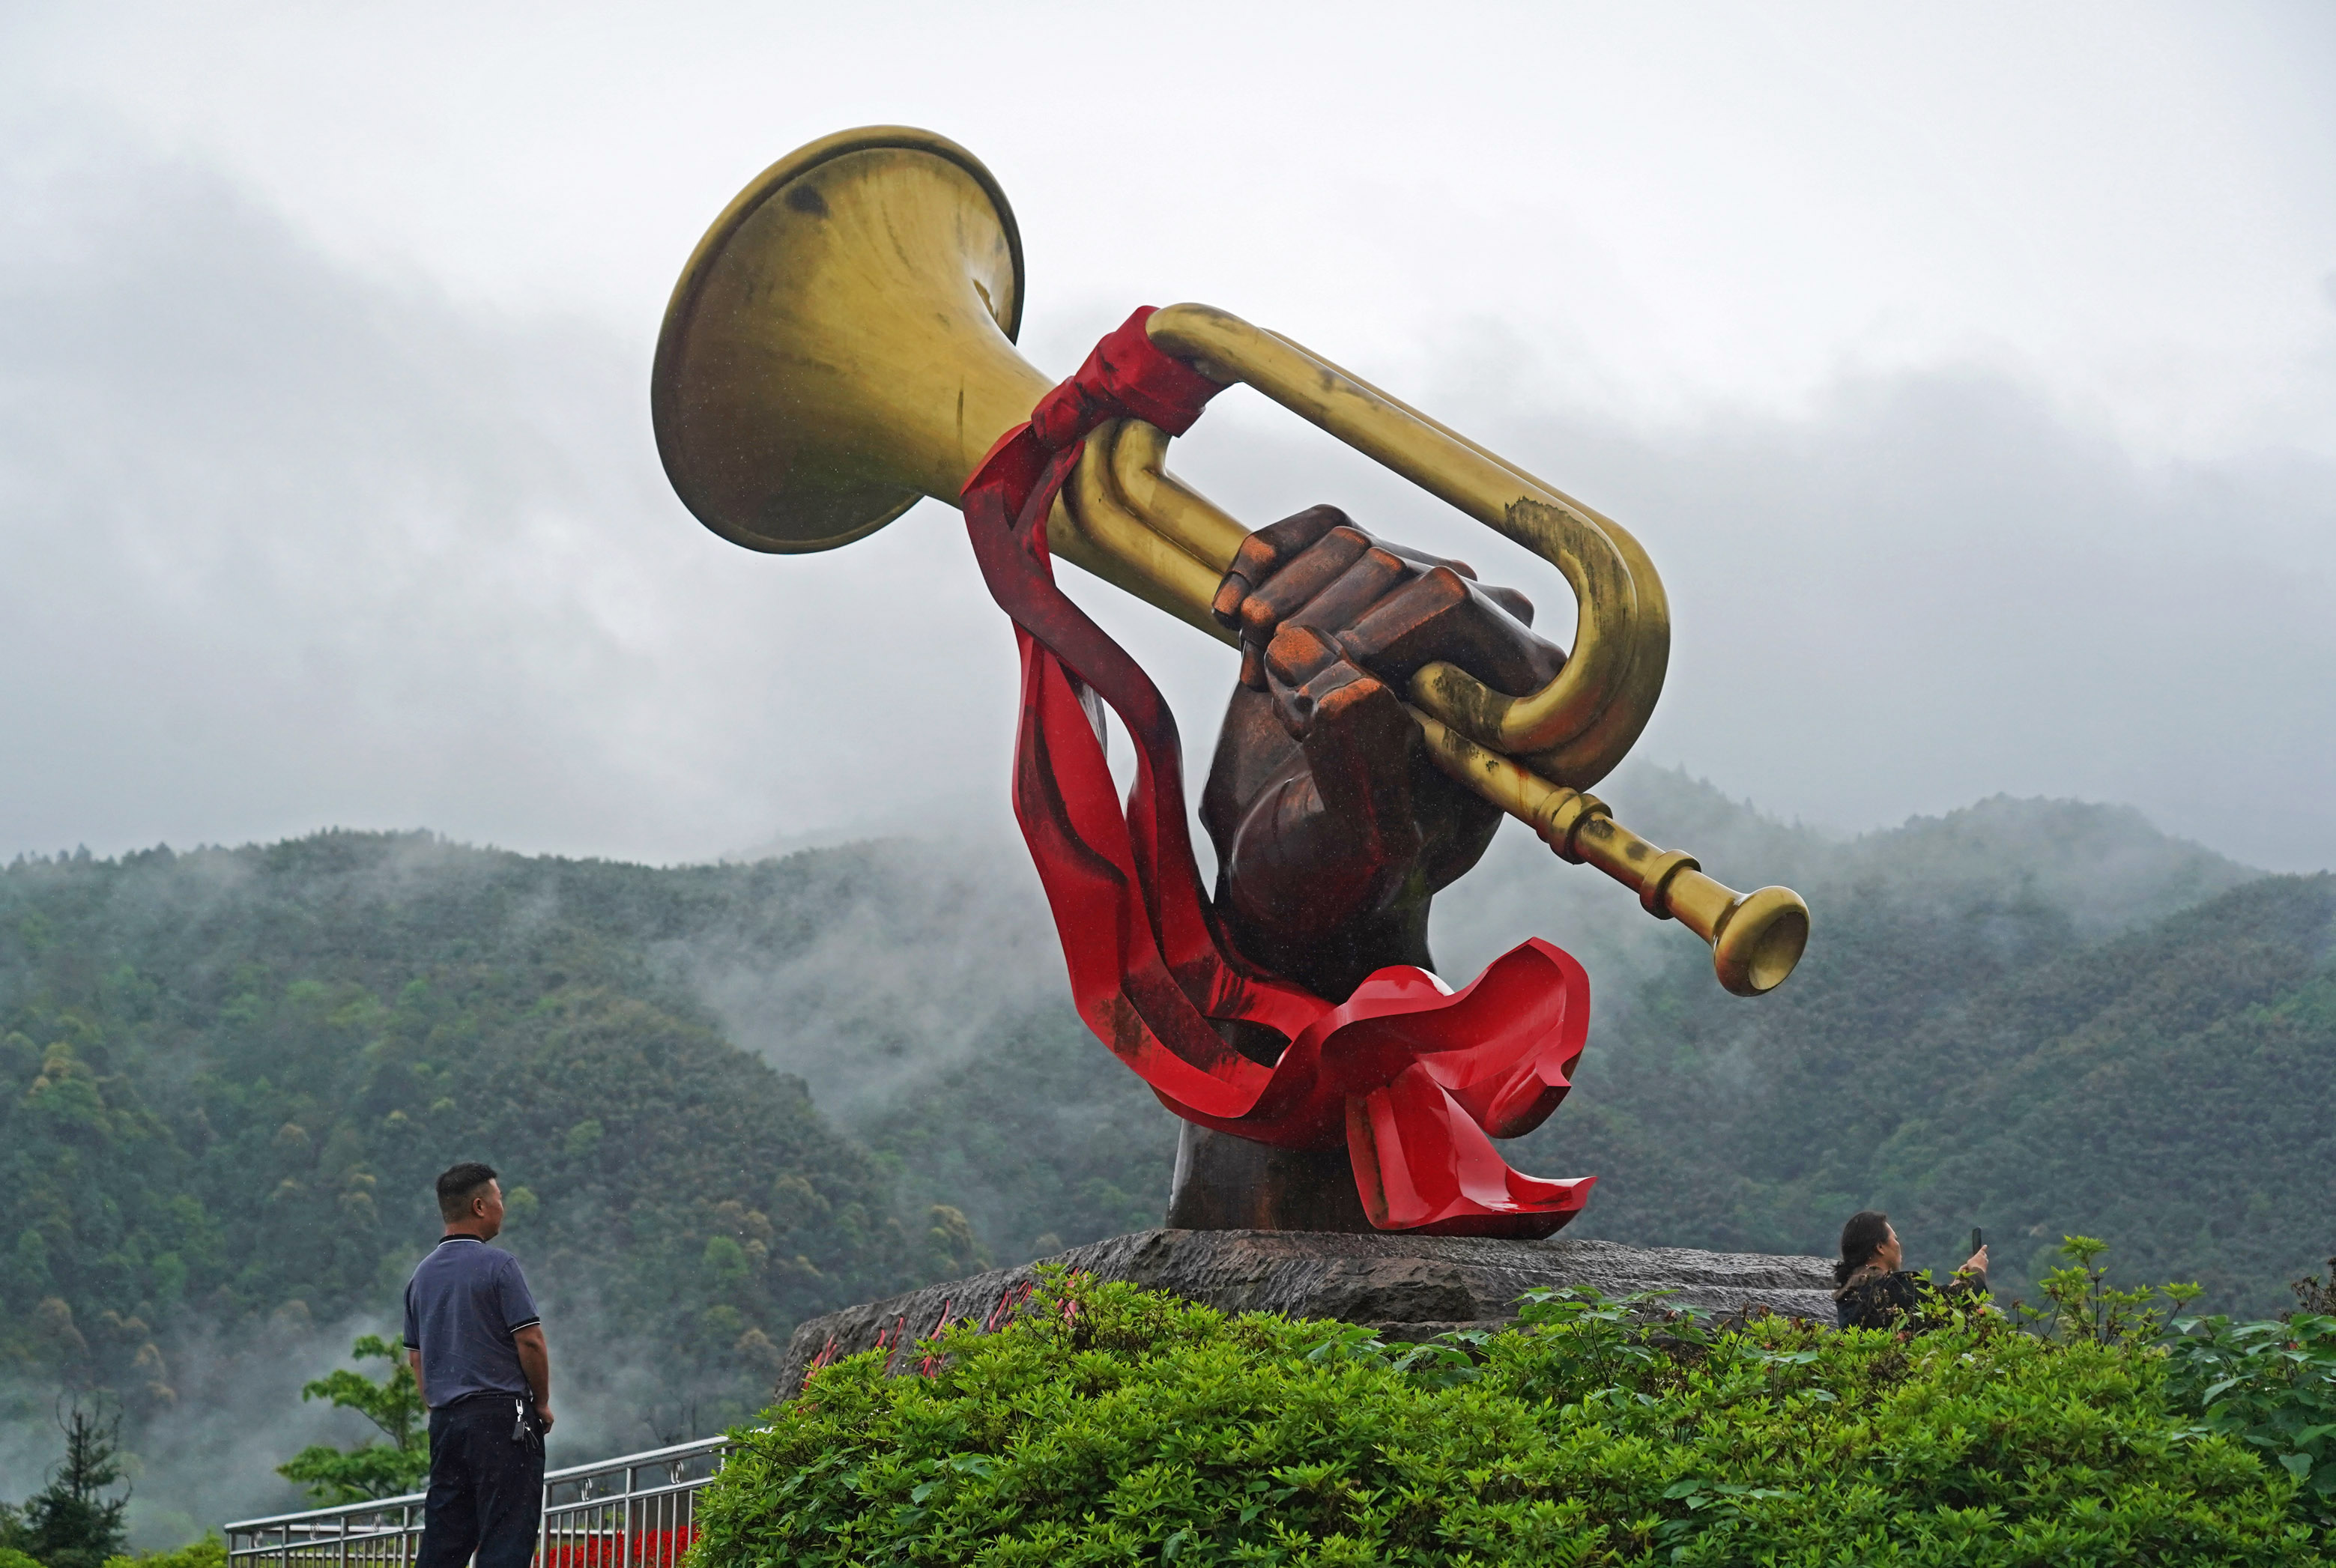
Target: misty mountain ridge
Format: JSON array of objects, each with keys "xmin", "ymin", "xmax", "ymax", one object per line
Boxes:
[
  {"xmin": 1429, "ymin": 763, "xmax": 2258, "ymax": 1007},
  {"xmin": 0, "ymin": 774, "xmax": 2318, "ymax": 1537},
  {"xmin": 1573, "ymin": 766, "xmax": 2260, "ymax": 926}
]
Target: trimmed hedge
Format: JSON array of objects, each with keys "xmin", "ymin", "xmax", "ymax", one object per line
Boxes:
[{"xmin": 694, "ymin": 1273, "xmax": 2325, "ymax": 1566}]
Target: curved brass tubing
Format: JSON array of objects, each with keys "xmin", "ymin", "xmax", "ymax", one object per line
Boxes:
[
  {"xmin": 1243, "ymin": 330, "xmax": 1674, "ymax": 791},
  {"xmin": 1143, "ymin": 304, "xmax": 1670, "ymax": 789},
  {"xmin": 1059, "ymin": 415, "xmax": 1799, "ymax": 999},
  {"xmin": 1104, "ymin": 420, "xmax": 1252, "ymax": 581},
  {"xmin": 1060, "ymin": 424, "xmax": 1235, "ymax": 645}
]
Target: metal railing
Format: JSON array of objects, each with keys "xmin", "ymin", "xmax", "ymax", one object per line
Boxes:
[{"xmin": 225, "ymin": 1436, "xmax": 731, "ymax": 1568}]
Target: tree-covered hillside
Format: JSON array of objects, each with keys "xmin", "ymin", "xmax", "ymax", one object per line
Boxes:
[
  {"xmin": 0, "ymin": 835, "xmax": 982, "ymax": 1531},
  {"xmin": 1510, "ymin": 865, "xmax": 2335, "ymax": 1313},
  {"xmin": 0, "ymin": 774, "xmax": 2327, "ymax": 1533},
  {"xmin": 1878, "ymin": 874, "xmax": 2336, "ymax": 1304}
]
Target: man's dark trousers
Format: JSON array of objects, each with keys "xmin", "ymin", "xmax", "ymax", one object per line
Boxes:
[{"xmin": 417, "ymin": 1394, "xmax": 544, "ymax": 1568}]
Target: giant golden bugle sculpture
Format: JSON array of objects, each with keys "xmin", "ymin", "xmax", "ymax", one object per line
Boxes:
[{"xmin": 651, "ymin": 127, "xmax": 1811, "ymax": 996}]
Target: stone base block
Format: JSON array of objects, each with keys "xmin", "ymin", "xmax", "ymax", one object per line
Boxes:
[{"xmin": 775, "ymin": 1228, "xmax": 1835, "ymax": 1398}]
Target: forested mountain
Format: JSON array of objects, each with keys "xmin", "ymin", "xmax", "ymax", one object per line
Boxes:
[
  {"xmin": 1, "ymin": 770, "xmax": 2327, "ymax": 1536},
  {"xmin": 0, "ymin": 836, "xmax": 979, "ymax": 1535},
  {"xmin": 1478, "ymin": 791, "xmax": 2332, "ymax": 1310}
]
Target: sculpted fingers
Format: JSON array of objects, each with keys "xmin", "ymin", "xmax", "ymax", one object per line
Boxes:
[
  {"xmin": 1258, "ymin": 623, "xmax": 1422, "ymax": 859},
  {"xmin": 1342, "ymin": 566, "xmax": 1558, "ymax": 694},
  {"xmin": 1235, "ymin": 526, "xmax": 1372, "ymax": 644},
  {"xmin": 1337, "ymin": 566, "xmax": 1476, "ymax": 678},
  {"xmin": 1259, "ymin": 623, "xmax": 1349, "ymax": 737},
  {"xmin": 1223, "ymin": 514, "xmax": 1380, "ymax": 691},
  {"xmin": 1212, "ymin": 505, "xmax": 1351, "ymax": 628},
  {"xmin": 1252, "ymin": 620, "xmax": 1421, "ymax": 852},
  {"xmin": 1237, "ymin": 539, "xmax": 1410, "ymax": 690},
  {"xmin": 1220, "ymin": 510, "xmax": 1561, "ymax": 703},
  {"xmin": 1378, "ymin": 542, "xmax": 1475, "ymax": 581},
  {"xmin": 1480, "ymin": 583, "xmax": 1536, "ymax": 627},
  {"xmin": 1345, "ymin": 539, "xmax": 1537, "ymax": 629},
  {"xmin": 1283, "ymin": 544, "xmax": 1410, "ymax": 638}
]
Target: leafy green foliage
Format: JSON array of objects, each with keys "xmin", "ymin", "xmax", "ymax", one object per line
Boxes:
[
  {"xmin": 2296, "ymin": 1259, "xmax": 2336, "ymax": 1317},
  {"xmin": 2012, "ymin": 1233, "xmax": 2205, "ymax": 1345},
  {"xmin": 2164, "ymin": 1310, "xmax": 2336, "ymax": 1525},
  {"xmin": 697, "ymin": 1274, "xmax": 2323, "ymax": 1566},
  {"xmin": 1296, "ymin": 1323, "xmax": 1485, "ymax": 1392},
  {"xmin": 1997, "ymin": 1235, "xmax": 2336, "ymax": 1522},
  {"xmin": 276, "ymin": 1335, "xmax": 427, "ymax": 1504},
  {"xmin": 102, "ymin": 1536, "xmax": 226, "ymax": 1568}
]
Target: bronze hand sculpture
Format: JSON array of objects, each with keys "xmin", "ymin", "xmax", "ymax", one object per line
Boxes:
[
  {"xmin": 1173, "ymin": 507, "xmax": 1576, "ymax": 1229},
  {"xmin": 1205, "ymin": 506, "xmax": 1561, "ymax": 1001}
]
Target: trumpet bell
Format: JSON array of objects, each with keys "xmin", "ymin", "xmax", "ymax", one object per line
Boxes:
[{"xmin": 651, "ymin": 127, "xmax": 1045, "ymax": 554}]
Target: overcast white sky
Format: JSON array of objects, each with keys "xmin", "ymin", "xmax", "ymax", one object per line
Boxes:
[{"xmin": 1, "ymin": 1, "xmax": 2331, "ymax": 874}]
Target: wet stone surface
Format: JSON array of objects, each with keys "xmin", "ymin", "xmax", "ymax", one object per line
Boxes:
[{"xmin": 774, "ymin": 1228, "xmax": 1835, "ymax": 1398}]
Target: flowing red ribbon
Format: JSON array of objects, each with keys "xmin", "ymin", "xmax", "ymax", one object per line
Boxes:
[{"xmin": 960, "ymin": 307, "xmax": 1593, "ymax": 1235}]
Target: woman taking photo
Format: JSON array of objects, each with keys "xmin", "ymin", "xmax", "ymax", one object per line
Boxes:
[{"xmin": 1834, "ymin": 1210, "xmax": 1988, "ymax": 1329}]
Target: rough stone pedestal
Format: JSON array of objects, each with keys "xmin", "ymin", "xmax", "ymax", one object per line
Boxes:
[{"xmin": 775, "ymin": 1228, "xmax": 1835, "ymax": 1399}]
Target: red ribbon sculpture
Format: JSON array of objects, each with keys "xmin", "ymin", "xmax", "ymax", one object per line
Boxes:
[{"xmin": 961, "ymin": 309, "xmax": 1594, "ymax": 1237}]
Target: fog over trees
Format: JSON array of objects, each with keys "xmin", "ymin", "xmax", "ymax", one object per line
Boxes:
[{"xmin": 3, "ymin": 770, "xmax": 2328, "ymax": 1537}]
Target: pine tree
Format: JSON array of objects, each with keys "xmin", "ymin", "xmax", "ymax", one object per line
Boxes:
[{"xmin": 14, "ymin": 1405, "xmax": 130, "ymax": 1568}]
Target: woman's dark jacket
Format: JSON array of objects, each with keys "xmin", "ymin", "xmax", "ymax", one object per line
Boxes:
[{"xmin": 1833, "ymin": 1263, "xmax": 1988, "ymax": 1330}]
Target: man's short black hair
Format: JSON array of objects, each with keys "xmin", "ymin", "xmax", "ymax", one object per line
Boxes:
[{"xmin": 436, "ymin": 1162, "xmax": 499, "ymax": 1223}]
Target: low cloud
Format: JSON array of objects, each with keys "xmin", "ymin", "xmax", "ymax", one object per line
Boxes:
[{"xmin": 1, "ymin": 112, "xmax": 2327, "ymax": 887}]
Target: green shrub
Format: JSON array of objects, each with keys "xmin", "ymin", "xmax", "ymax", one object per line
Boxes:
[
  {"xmin": 2164, "ymin": 1310, "xmax": 2336, "ymax": 1528},
  {"xmin": 694, "ymin": 1271, "xmax": 2322, "ymax": 1567},
  {"xmin": 101, "ymin": 1536, "xmax": 226, "ymax": 1568},
  {"xmin": 2018, "ymin": 1233, "xmax": 2202, "ymax": 1345},
  {"xmin": 2014, "ymin": 1235, "xmax": 2336, "ymax": 1528}
]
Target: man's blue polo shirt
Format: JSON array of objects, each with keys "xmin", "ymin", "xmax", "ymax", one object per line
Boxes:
[{"xmin": 402, "ymin": 1236, "xmax": 541, "ymax": 1408}]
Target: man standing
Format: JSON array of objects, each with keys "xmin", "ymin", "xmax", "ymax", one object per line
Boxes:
[{"xmin": 404, "ymin": 1162, "xmax": 552, "ymax": 1568}]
